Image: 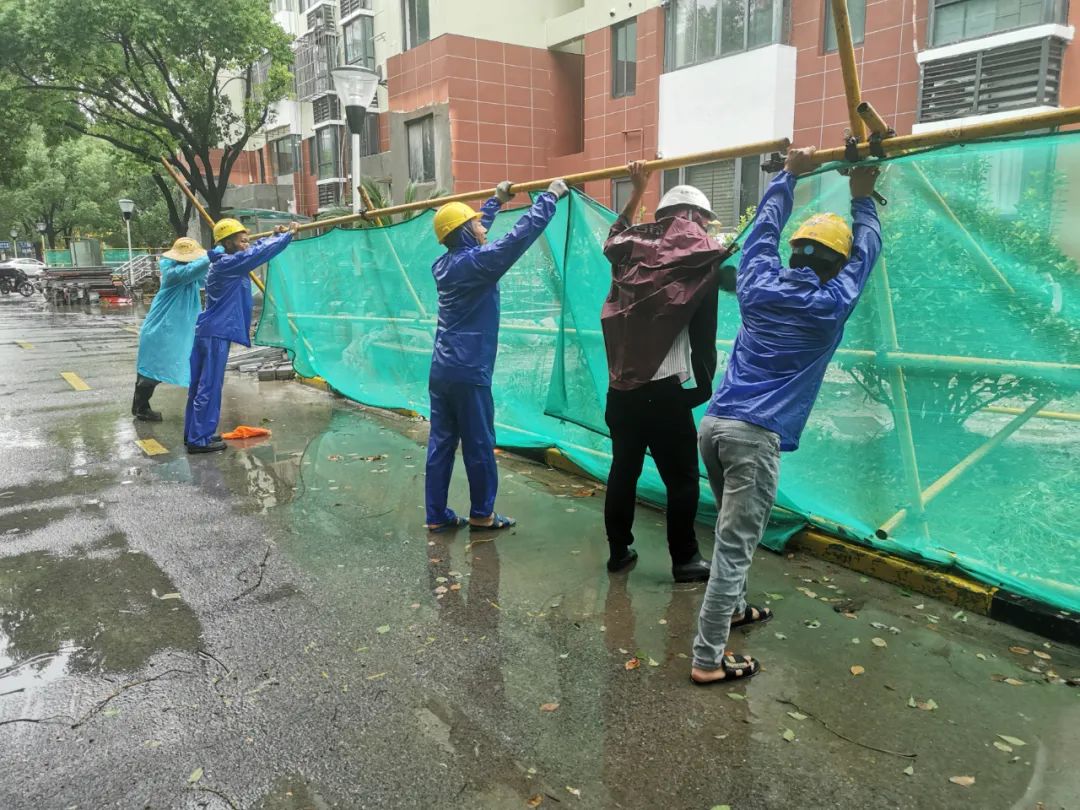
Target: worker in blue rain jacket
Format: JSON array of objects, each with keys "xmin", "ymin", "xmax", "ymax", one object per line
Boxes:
[
  {"xmin": 691, "ymin": 147, "xmax": 882, "ymax": 686},
  {"xmin": 132, "ymin": 237, "xmax": 211, "ymax": 421},
  {"xmin": 425, "ymin": 177, "xmax": 569, "ymax": 532},
  {"xmin": 184, "ymin": 217, "xmax": 298, "ymax": 454}
]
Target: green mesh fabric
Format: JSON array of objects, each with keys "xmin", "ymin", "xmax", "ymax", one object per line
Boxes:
[{"xmin": 256, "ymin": 132, "xmax": 1080, "ymax": 613}]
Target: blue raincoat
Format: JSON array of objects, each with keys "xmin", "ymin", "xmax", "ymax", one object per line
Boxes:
[
  {"xmin": 185, "ymin": 232, "xmax": 293, "ymax": 447},
  {"xmin": 135, "ymin": 256, "xmax": 210, "ymax": 386},
  {"xmin": 194, "ymin": 232, "xmax": 293, "ymax": 346},
  {"xmin": 425, "ymin": 191, "xmax": 559, "ymax": 525},
  {"xmin": 705, "ymin": 171, "xmax": 882, "ymax": 451}
]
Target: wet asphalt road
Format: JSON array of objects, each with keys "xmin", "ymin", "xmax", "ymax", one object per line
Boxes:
[{"xmin": 1, "ymin": 296, "xmax": 1079, "ymax": 810}]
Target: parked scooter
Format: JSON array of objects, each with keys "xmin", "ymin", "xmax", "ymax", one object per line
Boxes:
[{"xmin": 0, "ymin": 267, "xmax": 35, "ymax": 297}]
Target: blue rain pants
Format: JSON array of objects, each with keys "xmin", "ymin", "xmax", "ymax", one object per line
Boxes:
[
  {"xmin": 184, "ymin": 336, "xmax": 231, "ymax": 447},
  {"xmin": 424, "ymin": 380, "xmax": 498, "ymax": 525}
]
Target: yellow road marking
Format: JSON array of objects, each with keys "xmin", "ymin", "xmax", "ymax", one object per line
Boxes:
[
  {"xmin": 136, "ymin": 438, "xmax": 169, "ymax": 456},
  {"xmin": 61, "ymin": 372, "xmax": 91, "ymax": 391},
  {"xmin": 15, "ymin": 341, "xmax": 33, "ymax": 349}
]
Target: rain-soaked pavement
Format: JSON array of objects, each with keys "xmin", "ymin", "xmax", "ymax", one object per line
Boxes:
[{"xmin": 0, "ymin": 295, "xmax": 1078, "ymax": 810}]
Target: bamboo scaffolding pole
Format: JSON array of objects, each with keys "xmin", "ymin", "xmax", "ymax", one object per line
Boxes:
[
  {"xmin": 158, "ymin": 157, "xmax": 267, "ymax": 293},
  {"xmin": 810, "ymin": 105, "xmax": 1080, "ymax": 164},
  {"xmin": 877, "ymin": 398, "xmax": 1047, "ymax": 536},
  {"xmin": 250, "ymin": 138, "xmax": 791, "ymax": 239},
  {"xmin": 984, "ymin": 405, "xmax": 1080, "ymax": 423},
  {"xmin": 857, "ymin": 102, "xmax": 892, "ymax": 137},
  {"xmin": 909, "ymin": 162, "xmax": 1015, "ymax": 294},
  {"xmin": 872, "ymin": 259, "xmax": 930, "ymax": 541},
  {"xmin": 357, "ymin": 184, "xmax": 430, "ymax": 319},
  {"xmin": 831, "ymin": 0, "xmax": 867, "ymax": 143}
]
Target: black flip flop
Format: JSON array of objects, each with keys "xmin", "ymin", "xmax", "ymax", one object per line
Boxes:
[
  {"xmin": 470, "ymin": 514, "xmax": 516, "ymax": 531},
  {"xmin": 690, "ymin": 653, "xmax": 760, "ymax": 686},
  {"xmin": 730, "ymin": 604, "xmax": 773, "ymax": 629},
  {"xmin": 427, "ymin": 516, "xmax": 469, "ymax": 534}
]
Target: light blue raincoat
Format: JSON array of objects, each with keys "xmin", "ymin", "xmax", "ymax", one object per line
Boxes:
[{"xmin": 135, "ymin": 256, "xmax": 211, "ymax": 387}]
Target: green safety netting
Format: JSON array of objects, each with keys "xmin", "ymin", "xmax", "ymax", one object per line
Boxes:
[{"xmin": 256, "ymin": 131, "xmax": 1080, "ymax": 614}]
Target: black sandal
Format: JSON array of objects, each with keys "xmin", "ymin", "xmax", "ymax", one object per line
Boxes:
[
  {"xmin": 426, "ymin": 516, "xmax": 468, "ymax": 534},
  {"xmin": 730, "ymin": 604, "xmax": 773, "ymax": 629},
  {"xmin": 690, "ymin": 653, "xmax": 760, "ymax": 686}
]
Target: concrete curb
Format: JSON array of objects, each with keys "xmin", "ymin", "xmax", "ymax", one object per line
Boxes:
[{"xmin": 791, "ymin": 530, "xmax": 1080, "ymax": 646}]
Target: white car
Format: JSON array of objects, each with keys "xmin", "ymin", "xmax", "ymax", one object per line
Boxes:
[{"xmin": 0, "ymin": 257, "xmax": 47, "ymax": 276}]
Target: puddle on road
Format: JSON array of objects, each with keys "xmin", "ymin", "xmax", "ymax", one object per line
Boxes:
[
  {"xmin": 255, "ymin": 775, "xmax": 333, "ymax": 810},
  {"xmin": 0, "ymin": 532, "xmax": 200, "ymax": 686}
]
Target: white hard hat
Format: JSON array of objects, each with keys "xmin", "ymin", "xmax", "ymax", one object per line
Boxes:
[{"xmin": 656, "ymin": 185, "xmax": 714, "ymax": 219}]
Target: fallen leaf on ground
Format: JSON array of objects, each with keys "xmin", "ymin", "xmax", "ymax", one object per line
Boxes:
[
  {"xmin": 659, "ymin": 618, "xmax": 668, "ymax": 625},
  {"xmin": 850, "ymin": 665, "xmax": 865, "ymax": 676},
  {"xmin": 871, "ymin": 637, "xmax": 888, "ymax": 648},
  {"xmin": 158, "ymin": 592, "xmax": 182, "ymax": 601},
  {"xmin": 709, "ymin": 806, "xmax": 732, "ymax": 810},
  {"xmin": 781, "ymin": 728, "xmax": 796, "ymax": 742},
  {"xmin": 434, "ymin": 586, "xmax": 448, "ymax": 595},
  {"xmin": 376, "ymin": 625, "xmax": 390, "ymax": 634},
  {"xmin": 803, "ymin": 619, "xmax": 821, "ymax": 629},
  {"xmin": 903, "ymin": 765, "xmax": 915, "ymax": 776},
  {"xmin": 914, "ymin": 698, "xmax": 938, "ymax": 711},
  {"xmin": 787, "ymin": 711, "xmax": 808, "ymax": 721},
  {"xmin": 871, "ymin": 622, "xmax": 888, "ymax": 630},
  {"xmin": 625, "ymin": 658, "xmax": 640, "ymax": 671},
  {"xmin": 998, "ymin": 735, "xmax": 1026, "ymax": 747},
  {"xmin": 527, "ymin": 795, "xmax": 544, "ymax": 808},
  {"xmin": 993, "ymin": 741, "xmax": 1013, "ymax": 753},
  {"xmin": 1004, "ymin": 678, "xmax": 1025, "ymax": 686},
  {"xmin": 727, "ymin": 693, "xmax": 745, "ymax": 701},
  {"xmin": 648, "ymin": 658, "xmax": 660, "ymax": 668},
  {"xmin": 566, "ymin": 786, "xmax": 581, "ymax": 797},
  {"xmin": 774, "ymin": 632, "xmax": 787, "ymax": 640},
  {"xmin": 1009, "ymin": 646, "xmax": 1031, "ymax": 655},
  {"xmin": 765, "ymin": 592, "xmax": 784, "ymax": 601},
  {"xmin": 1033, "ymin": 650, "xmax": 1051, "ymax": 661},
  {"xmin": 367, "ymin": 672, "xmax": 387, "ymax": 681},
  {"xmin": 949, "ymin": 776, "xmax": 975, "ymax": 787},
  {"xmin": 540, "ymin": 702, "xmax": 560, "ymax": 712},
  {"xmin": 976, "ymin": 653, "xmax": 988, "ymax": 661},
  {"xmin": 851, "ymin": 638, "xmax": 860, "ymax": 644},
  {"xmin": 188, "ymin": 768, "xmax": 203, "ymax": 784},
  {"xmin": 449, "ymin": 583, "xmax": 462, "ymax": 592}
]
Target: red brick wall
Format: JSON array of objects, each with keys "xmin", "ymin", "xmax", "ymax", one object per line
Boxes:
[
  {"xmin": 1062, "ymin": 3, "xmax": 1080, "ymax": 110},
  {"xmin": 578, "ymin": 7, "xmax": 663, "ymax": 211},
  {"xmin": 791, "ymin": 0, "xmax": 926, "ymax": 150}
]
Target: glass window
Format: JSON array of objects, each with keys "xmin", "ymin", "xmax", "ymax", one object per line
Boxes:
[
  {"xmin": 824, "ymin": 0, "xmax": 866, "ymax": 51},
  {"xmin": 667, "ymin": 0, "xmax": 783, "ymax": 71},
  {"xmin": 358, "ymin": 111, "xmax": 381, "ymax": 157},
  {"xmin": 272, "ymin": 135, "xmax": 300, "ymax": 176},
  {"xmin": 317, "ymin": 126, "xmax": 340, "ymax": 180},
  {"xmin": 930, "ymin": 0, "xmax": 1067, "ymax": 47},
  {"xmin": 343, "ymin": 15, "xmax": 375, "ymax": 69},
  {"xmin": 407, "ymin": 116, "xmax": 435, "ymax": 183},
  {"xmin": 612, "ymin": 178, "xmax": 634, "ymax": 213},
  {"xmin": 403, "ymin": 0, "xmax": 430, "ymax": 50},
  {"xmin": 612, "ymin": 18, "xmax": 638, "ymax": 98}
]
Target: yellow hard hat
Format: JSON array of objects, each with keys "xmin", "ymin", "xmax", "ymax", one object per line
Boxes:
[
  {"xmin": 433, "ymin": 202, "xmax": 480, "ymax": 244},
  {"xmin": 790, "ymin": 213, "xmax": 853, "ymax": 258},
  {"xmin": 213, "ymin": 218, "xmax": 248, "ymax": 244}
]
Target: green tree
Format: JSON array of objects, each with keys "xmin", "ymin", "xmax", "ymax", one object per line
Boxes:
[{"xmin": 0, "ymin": 0, "xmax": 293, "ymax": 230}]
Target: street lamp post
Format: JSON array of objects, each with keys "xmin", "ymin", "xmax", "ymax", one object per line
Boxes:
[
  {"xmin": 36, "ymin": 222, "xmax": 46, "ymax": 263},
  {"xmin": 118, "ymin": 198, "xmax": 135, "ymax": 293},
  {"xmin": 9, "ymin": 228, "xmax": 18, "ymax": 260},
  {"xmin": 331, "ymin": 66, "xmax": 380, "ymax": 215}
]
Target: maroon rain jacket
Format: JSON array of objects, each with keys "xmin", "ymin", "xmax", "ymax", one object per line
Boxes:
[{"xmin": 601, "ymin": 213, "xmax": 733, "ymax": 406}]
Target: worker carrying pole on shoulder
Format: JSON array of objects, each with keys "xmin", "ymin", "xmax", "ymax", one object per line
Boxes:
[
  {"xmin": 424, "ymin": 177, "xmax": 569, "ymax": 533},
  {"xmin": 184, "ymin": 217, "xmax": 299, "ymax": 454},
  {"xmin": 132, "ymin": 237, "xmax": 211, "ymax": 422},
  {"xmin": 601, "ymin": 160, "xmax": 738, "ymax": 583},
  {"xmin": 691, "ymin": 147, "xmax": 882, "ymax": 686}
]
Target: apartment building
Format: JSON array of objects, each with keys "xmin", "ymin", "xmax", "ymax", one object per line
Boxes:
[{"xmin": 224, "ymin": 0, "xmax": 1078, "ymax": 228}]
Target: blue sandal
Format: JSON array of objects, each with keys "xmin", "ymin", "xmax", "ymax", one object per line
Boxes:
[
  {"xmin": 470, "ymin": 514, "xmax": 516, "ymax": 531},
  {"xmin": 427, "ymin": 516, "xmax": 469, "ymax": 534}
]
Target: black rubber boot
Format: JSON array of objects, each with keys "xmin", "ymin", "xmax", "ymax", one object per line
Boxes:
[
  {"xmin": 187, "ymin": 441, "xmax": 227, "ymax": 455},
  {"xmin": 132, "ymin": 376, "xmax": 162, "ymax": 421}
]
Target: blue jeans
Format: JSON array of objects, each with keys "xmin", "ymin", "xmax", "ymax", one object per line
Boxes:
[
  {"xmin": 693, "ymin": 417, "xmax": 781, "ymax": 670},
  {"xmin": 424, "ymin": 380, "xmax": 498, "ymax": 525}
]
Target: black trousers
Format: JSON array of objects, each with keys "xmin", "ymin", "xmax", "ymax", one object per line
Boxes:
[
  {"xmin": 132, "ymin": 374, "xmax": 160, "ymax": 414},
  {"xmin": 604, "ymin": 377, "xmax": 700, "ymax": 565}
]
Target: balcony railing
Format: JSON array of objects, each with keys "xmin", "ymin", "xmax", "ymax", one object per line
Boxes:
[{"xmin": 918, "ymin": 36, "xmax": 1065, "ymax": 122}]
